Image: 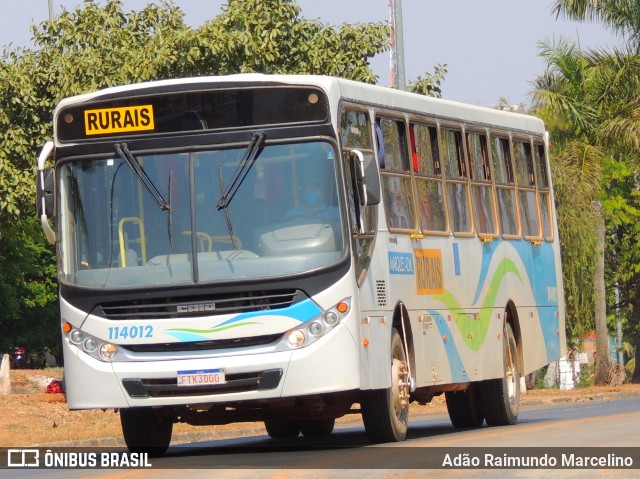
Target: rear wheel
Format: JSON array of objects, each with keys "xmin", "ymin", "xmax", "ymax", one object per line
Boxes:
[
  {"xmin": 120, "ymin": 408, "xmax": 173, "ymax": 457},
  {"xmin": 264, "ymin": 419, "xmax": 301, "ymax": 439},
  {"xmin": 445, "ymin": 383, "xmax": 485, "ymax": 428},
  {"xmin": 300, "ymin": 418, "xmax": 335, "ymax": 437},
  {"xmin": 482, "ymin": 323, "xmax": 520, "ymax": 426},
  {"xmin": 361, "ymin": 328, "xmax": 410, "ymax": 443}
]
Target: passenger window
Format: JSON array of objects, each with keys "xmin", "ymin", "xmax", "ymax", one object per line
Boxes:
[
  {"xmin": 379, "ymin": 118, "xmax": 414, "ymax": 230},
  {"xmin": 491, "ymin": 136, "xmax": 519, "ymax": 236},
  {"xmin": 513, "ymin": 140, "xmax": 540, "ymax": 238},
  {"xmin": 466, "ymin": 131, "xmax": 497, "ymax": 235},
  {"xmin": 442, "ymin": 128, "xmax": 471, "ymax": 234},
  {"xmin": 534, "ymin": 142, "xmax": 553, "ymax": 239},
  {"xmin": 412, "ymin": 123, "xmax": 447, "ymax": 233}
]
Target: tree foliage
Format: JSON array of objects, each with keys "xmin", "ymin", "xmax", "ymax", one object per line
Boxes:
[
  {"xmin": 0, "ymin": 0, "xmax": 389, "ymax": 352},
  {"xmin": 406, "ymin": 63, "xmax": 448, "ymax": 98},
  {"xmin": 534, "ymin": 1, "xmax": 640, "ymax": 382}
]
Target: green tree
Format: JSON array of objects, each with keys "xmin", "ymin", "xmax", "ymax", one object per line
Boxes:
[
  {"xmin": 552, "ymin": 0, "xmax": 640, "ymax": 51},
  {"xmin": 406, "ymin": 64, "xmax": 448, "ymax": 97},
  {"xmin": 553, "ymin": 0, "xmax": 640, "ymax": 383},
  {"xmin": 533, "ymin": 31, "xmax": 640, "ymax": 383}
]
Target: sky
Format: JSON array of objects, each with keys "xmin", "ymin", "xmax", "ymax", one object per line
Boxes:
[{"xmin": 0, "ymin": 0, "xmax": 623, "ymax": 108}]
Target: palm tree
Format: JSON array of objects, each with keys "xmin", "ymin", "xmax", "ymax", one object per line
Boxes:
[{"xmin": 552, "ymin": 0, "xmax": 640, "ymax": 51}]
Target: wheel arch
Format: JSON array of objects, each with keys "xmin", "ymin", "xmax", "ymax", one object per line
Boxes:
[
  {"xmin": 391, "ymin": 301, "xmax": 416, "ymax": 382},
  {"xmin": 505, "ymin": 300, "xmax": 524, "ymax": 374}
]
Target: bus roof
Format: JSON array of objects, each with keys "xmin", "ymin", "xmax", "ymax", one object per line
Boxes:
[{"xmin": 54, "ymin": 74, "xmax": 546, "ymax": 136}]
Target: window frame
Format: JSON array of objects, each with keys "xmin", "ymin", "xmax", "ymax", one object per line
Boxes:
[
  {"xmin": 440, "ymin": 122, "xmax": 473, "ymax": 238},
  {"xmin": 409, "ymin": 119, "xmax": 449, "ymax": 236},
  {"xmin": 490, "ymin": 132, "xmax": 521, "ymax": 239},
  {"xmin": 465, "ymin": 127, "xmax": 499, "ymax": 239},
  {"xmin": 533, "ymin": 140, "xmax": 555, "ymax": 242},
  {"xmin": 377, "ymin": 115, "xmax": 417, "ymax": 233},
  {"xmin": 513, "ymin": 135, "xmax": 542, "ymax": 242}
]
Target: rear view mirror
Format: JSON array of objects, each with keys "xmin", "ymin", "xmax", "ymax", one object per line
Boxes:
[
  {"xmin": 350, "ymin": 149, "xmax": 380, "ymax": 206},
  {"xmin": 36, "ymin": 141, "xmax": 56, "ymax": 245},
  {"xmin": 36, "ymin": 168, "xmax": 55, "ymax": 218}
]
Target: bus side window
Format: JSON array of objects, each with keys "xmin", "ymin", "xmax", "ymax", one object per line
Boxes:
[
  {"xmin": 412, "ymin": 122, "xmax": 447, "ymax": 233},
  {"xmin": 513, "ymin": 139, "xmax": 541, "ymax": 239},
  {"xmin": 379, "ymin": 117, "xmax": 415, "ymax": 230},
  {"xmin": 534, "ymin": 142, "xmax": 553, "ymax": 239},
  {"xmin": 441, "ymin": 127, "xmax": 472, "ymax": 234},
  {"xmin": 467, "ymin": 131, "xmax": 497, "ymax": 236},
  {"xmin": 340, "ymin": 108, "xmax": 377, "ymax": 236},
  {"xmin": 491, "ymin": 135, "xmax": 519, "ymax": 237}
]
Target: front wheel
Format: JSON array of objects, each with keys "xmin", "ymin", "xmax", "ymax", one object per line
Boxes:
[
  {"xmin": 120, "ymin": 408, "xmax": 173, "ymax": 457},
  {"xmin": 361, "ymin": 328, "xmax": 410, "ymax": 443},
  {"xmin": 481, "ymin": 323, "xmax": 520, "ymax": 426}
]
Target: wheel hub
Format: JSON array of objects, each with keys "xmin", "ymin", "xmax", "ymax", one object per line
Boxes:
[{"xmin": 391, "ymin": 358, "xmax": 410, "ymax": 414}]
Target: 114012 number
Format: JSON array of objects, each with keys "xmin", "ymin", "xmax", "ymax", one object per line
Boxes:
[{"xmin": 107, "ymin": 325, "xmax": 153, "ymax": 340}]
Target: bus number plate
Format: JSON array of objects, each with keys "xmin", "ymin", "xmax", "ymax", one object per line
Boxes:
[{"xmin": 177, "ymin": 369, "xmax": 225, "ymax": 387}]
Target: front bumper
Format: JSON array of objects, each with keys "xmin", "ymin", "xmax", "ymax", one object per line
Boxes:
[{"xmin": 62, "ymin": 323, "xmax": 362, "ymax": 410}]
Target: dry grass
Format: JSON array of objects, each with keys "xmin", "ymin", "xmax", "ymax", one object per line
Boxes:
[{"xmin": 1, "ymin": 369, "xmax": 639, "ymax": 447}]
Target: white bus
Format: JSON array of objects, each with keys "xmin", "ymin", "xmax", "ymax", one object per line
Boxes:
[{"xmin": 37, "ymin": 74, "xmax": 565, "ymax": 454}]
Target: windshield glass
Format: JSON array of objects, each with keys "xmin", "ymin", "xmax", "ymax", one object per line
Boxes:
[{"xmin": 58, "ymin": 141, "xmax": 345, "ymax": 289}]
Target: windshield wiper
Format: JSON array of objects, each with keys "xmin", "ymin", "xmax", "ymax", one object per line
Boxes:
[
  {"xmin": 115, "ymin": 143, "xmax": 170, "ymax": 211},
  {"xmin": 216, "ymin": 131, "xmax": 266, "ymax": 211}
]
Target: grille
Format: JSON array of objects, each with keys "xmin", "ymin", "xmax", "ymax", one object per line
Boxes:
[
  {"xmin": 96, "ymin": 289, "xmax": 302, "ymax": 320},
  {"xmin": 376, "ymin": 280, "xmax": 387, "ymax": 307},
  {"xmin": 120, "ymin": 334, "xmax": 281, "ymax": 353}
]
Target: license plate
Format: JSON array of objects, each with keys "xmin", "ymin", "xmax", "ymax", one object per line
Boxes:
[{"xmin": 177, "ymin": 368, "xmax": 226, "ymax": 387}]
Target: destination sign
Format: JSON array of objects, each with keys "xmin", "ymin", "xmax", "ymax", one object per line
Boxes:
[
  {"xmin": 57, "ymin": 86, "xmax": 329, "ymax": 142},
  {"xmin": 84, "ymin": 105, "xmax": 155, "ymax": 136}
]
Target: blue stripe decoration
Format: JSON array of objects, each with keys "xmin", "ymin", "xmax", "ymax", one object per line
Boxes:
[
  {"xmin": 430, "ymin": 311, "xmax": 468, "ymax": 383},
  {"xmin": 217, "ymin": 298, "xmax": 322, "ymax": 327},
  {"xmin": 452, "ymin": 243, "xmax": 461, "ymax": 276}
]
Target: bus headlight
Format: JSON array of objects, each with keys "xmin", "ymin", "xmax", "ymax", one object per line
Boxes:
[
  {"xmin": 281, "ymin": 297, "xmax": 351, "ymax": 350},
  {"xmin": 70, "ymin": 330, "xmax": 84, "ymax": 345},
  {"xmin": 99, "ymin": 343, "xmax": 118, "ymax": 361},
  {"xmin": 63, "ymin": 323, "xmax": 119, "ymax": 362},
  {"xmin": 286, "ymin": 330, "xmax": 306, "ymax": 348},
  {"xmin": 83, "ymin": 338, "xmax": 98, "ymax": 352}
]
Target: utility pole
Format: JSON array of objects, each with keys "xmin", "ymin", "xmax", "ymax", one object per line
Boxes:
[
  {"xmin": 48, "ymin": 0, "xmax": 54, "ymax": 21},
  {"xmin": 388, "ymin": 0, "xmax": 406, "ymax": 90}
]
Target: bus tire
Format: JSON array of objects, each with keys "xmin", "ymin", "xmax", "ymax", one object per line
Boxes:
[
  {"xmin": 300, "ymin": 418, "xmax": 335, "ymax": 437},
  {"xmin": 481, "ymin": 323, "xmax": 520, "ymax": 426},
  {"xmin": 120, "ymin": 408, "xmax": 172, "ymax": 457},
  {"xmin": 264, "ymin": 419, "xmax": 301, "ymax": 438},
  {"xmin": 361, "ymin": 328, "xmax": 410, "ymax": 443},
  {"xmin": 445, "ymin": 383, "xmax": 485, "ymax": 428}
]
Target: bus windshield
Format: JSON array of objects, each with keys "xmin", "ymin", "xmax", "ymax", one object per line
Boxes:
[{"xmin": 58, "ymin": 140, "xmax": 345, "ymax": 289}]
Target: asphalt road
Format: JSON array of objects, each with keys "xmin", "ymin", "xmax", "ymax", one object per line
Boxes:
[{"xmin": 3, "ymin": 397, "xmax": 639, "ymax": 479}]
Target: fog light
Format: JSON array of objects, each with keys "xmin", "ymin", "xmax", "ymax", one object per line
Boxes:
[
  {"xmin": 70, "ymin": 330, "xmax": 83, "ymax": 345},
  {"xmin": 309, "ymin": 321, "xmax": 323, "ymax": 336},
  {"xmin": 83, "ymin": 338, "xmax": 98, "ymax": 352},
  {"xmin": 323, "ymin": 311, "xmax": 339, "ymax": 327},
  {"xmin": 99, "ymin": 342, "xmax": 117, "ymax": 361},
  {"xmin": 286, "ymin": 329, "xmax": 306, "ymax": 348}
]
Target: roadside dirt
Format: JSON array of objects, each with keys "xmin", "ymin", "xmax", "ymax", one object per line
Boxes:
[{"xmin": 2, "ymin": 369, "xmax": 639, "ymax": 447}]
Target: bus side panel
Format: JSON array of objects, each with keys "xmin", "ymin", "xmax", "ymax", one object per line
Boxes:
[{"xmin": 357, "ymin": 240, "xmax": 394, "ymax": 391}]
